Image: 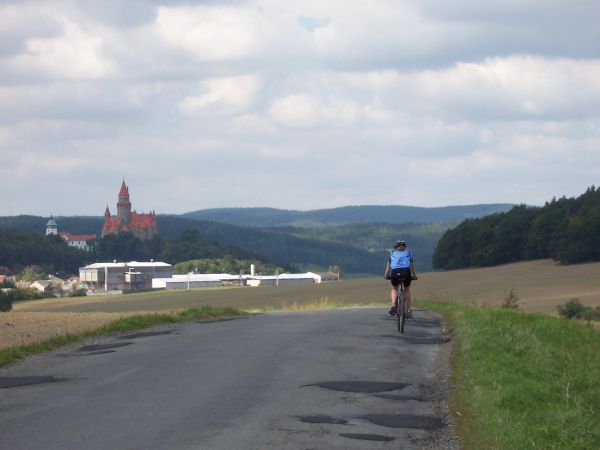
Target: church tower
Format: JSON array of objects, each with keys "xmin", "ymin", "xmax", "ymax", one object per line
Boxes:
[
  {"xmin": 117, "ymin": 180, "xmax": 131, "ymax": 225},
  {"xmin": 46, "ymin": 216, "xmax": 58, "ymax": 236}
]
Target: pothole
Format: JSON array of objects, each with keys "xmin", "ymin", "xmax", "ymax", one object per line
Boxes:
[
  {"xmin": 0, "ymin": 376, "xmax": 69, "ymax": 389},
  {"xmin": 373, "ymin": 393, "xmax": 424, "ymax": 401},
  {"xmin": 360, "ymin": 414, "xmax": 446, "ymax": 430},
  {"xmin": 80, "ymin": 350, "xmax": 117, "ymax": 356},
  {"xmin": 339, "ymin": 433, "xmax": 394, "ymax": 442},
  {"xmin": 298, "ymin": 415, "xmax": 348, "ymax": 425},
  {"xmin": 303, "ymin": 381, "xmax": 408, "ymax": 393},
  {"xmin": 78, "ymin": 342, "xmax": 133, "ymax": 352}
]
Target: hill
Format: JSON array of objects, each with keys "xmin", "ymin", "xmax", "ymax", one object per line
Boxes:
[
  {"xmin": 433, "ymin": 186, "xmax": 600, "ymax": 269},
  {"xmin": 181, "ymin": 204, "xmax": 513, "ymax": 227},
  {"xmin": 0, "ymin": 215, "xmax": 386, "ymax": 274},
  {"xmin": 1, "ymin": 202, "xmax": 515, "ymax": 275},
  {"xmin": 0, "ymin": 211, "xmax": 463, "ymax": 274},
  {"xmin": 158, "ymin": 216, "xmax": 386, "ymax": 274}
]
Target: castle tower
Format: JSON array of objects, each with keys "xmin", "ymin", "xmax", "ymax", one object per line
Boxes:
[
  {"xmin": 117, "ymin": 180, "xmax": 131, "ymax": 225},
  {"xmin": 46, "ymin": 216, "xmax": 58, "ymax": 236},
  {"xmin": 102, "ymin": 180, "xmax": 157, "ymax": 240}
]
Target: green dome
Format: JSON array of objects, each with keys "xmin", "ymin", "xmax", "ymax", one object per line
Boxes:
[{"xmin": 46, "ymin": 218, "xmax": 58, "ymax": 227}]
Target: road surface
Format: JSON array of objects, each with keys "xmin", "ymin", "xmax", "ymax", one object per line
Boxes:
[{"xmin": 0, "ymin": 307, "xmax": 458, "ymax": 449}]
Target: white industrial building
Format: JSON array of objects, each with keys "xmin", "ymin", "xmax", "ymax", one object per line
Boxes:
[
  {"xmin": 246, "ymin": 273, "xmax": 318, "ymax": 287},
  {"xmin": 151, "ymin": 271, "xmax": 339, "ymax": 290},
  {"xmin": 152, "ymin": 273, "xmax": 242, "ymax": 290},
  {"xmin": 80, "ymin": 261, "xmax": 172, "ymax": 292}
]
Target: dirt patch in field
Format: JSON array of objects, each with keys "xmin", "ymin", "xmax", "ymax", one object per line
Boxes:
[{"xmin": 1, "ymin": 311, "xmax": 146, "ymax": 349}]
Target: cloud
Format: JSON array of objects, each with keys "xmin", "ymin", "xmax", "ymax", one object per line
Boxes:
[
  {"xmin": 268, "ymin": 94, "xmax": 360, "ymax": 128},
  {"xmin": 0, "ymin": 0, "xmax": 599, "ymax": 215},
  {"xmin": 9, "ymin": 19, "xmax": 116, "ymax": 80},
  {"xmin": 155, "ymin": 4, "xmax": 308, "ymax": 63},
  {"xmin": 178, "ymin": 74, "xmax": 261, "ymax": 116},
  {"xmin": 410, "ymin": 56, "xmax": 600, "ymax": 120},
  {"xmin": 259, "ymin": 145, "xmax": 306, "ymax": 158}
]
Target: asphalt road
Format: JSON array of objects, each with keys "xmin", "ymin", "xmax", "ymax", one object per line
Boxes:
[{"xmin": 0, "ymin": 307, "xmax": 458, "ymax": 450}]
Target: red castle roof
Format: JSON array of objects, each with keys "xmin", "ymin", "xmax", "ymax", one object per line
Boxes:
[
  {"xmin": 59, "ymin": 232, "xmax": 96, "ymax": 241},
  {"xmin": 119, "ymin": 180, "xmax": 129, "ymax": 196},
  {"xmin": 129, "ymin": 211, "xmax": 157, "ymax": 229}
]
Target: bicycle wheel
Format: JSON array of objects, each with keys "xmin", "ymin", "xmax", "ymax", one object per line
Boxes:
[{"xmin": 397, "ymin": 290, "xmax": 405, "ymax": 333}]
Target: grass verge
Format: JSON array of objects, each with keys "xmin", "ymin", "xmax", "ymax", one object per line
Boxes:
[
  {"xmin": 0, "ymin": 306, "xmax": 246, "ymax": 369},
  {"xmin": 419, "ymin": 299, "xmax": 600, "ymax": 450}
]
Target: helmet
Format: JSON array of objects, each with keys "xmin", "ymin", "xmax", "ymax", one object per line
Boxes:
[{"xmin": 394, "ymin": 240, "xmax": 407, "ymax": 248}]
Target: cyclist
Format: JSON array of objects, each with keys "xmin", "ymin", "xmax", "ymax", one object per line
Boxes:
[{"xmin": 384, "ymin": 240, "xmax": 417, "ymax": 317}]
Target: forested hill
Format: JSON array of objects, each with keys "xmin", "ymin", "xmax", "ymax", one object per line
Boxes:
[
  {"xmin": 433, "ymin": 186, "xmax": 600, "ymax": 270},
  {"xmin": 0, "ymin": 215, "xmax": 387, "ymax": 274},
  {"xmin": 182, "ymin": 204, "xmax": 513, "ymax": 227}
]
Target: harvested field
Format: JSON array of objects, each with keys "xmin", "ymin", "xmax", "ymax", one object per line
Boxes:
[
  {"xmin": 414, "ymin": 259, "xmax": 600, "ymax": 313},
  {"xmin": 12, "ymin": 282, "xmax": 391, "ymax": 314},
  {"xmin": 4, "ymin": 259, "xmax": 600, "ymax": 349},
  {"xmin": 1, "ymin": 311, "xmax": 145, "ymax": 349}
]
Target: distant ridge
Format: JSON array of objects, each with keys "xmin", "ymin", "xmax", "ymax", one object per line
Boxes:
[{"xmin": 181, "ymin": 204, "xmax": 514, "ymax": 228}]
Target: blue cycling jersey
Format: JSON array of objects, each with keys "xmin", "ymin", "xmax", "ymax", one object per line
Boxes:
[{"xmin": 389, "ymin": 249, "xmax": 413, "ymax": 269}]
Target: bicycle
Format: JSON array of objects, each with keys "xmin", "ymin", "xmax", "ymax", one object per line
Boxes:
[
  {"xmin": 396, "ymin": 281, "xmax": 406, "ymax": 333},
  {"xmin": 394, "ymin": 275, "xmax": 417, "ymax": 333}
]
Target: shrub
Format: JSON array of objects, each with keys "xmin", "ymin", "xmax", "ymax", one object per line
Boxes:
[
  {"xmin": 557, "ymin": 298, "xmax": 587, "ymax": 319},
  {"xmin": 502, "ymin": 288, "xmax": 520, "ymax": 309},
  {"xmin": 0, "ymin": 291, "xmax": 14, "ymax": 312},
  {"xmin": 68, "ymin": 289, "xmax": 87, "ymax": 297},
  {"xmin": 582, "ymin": 306, "xmax": 600, "ymax": 322}
]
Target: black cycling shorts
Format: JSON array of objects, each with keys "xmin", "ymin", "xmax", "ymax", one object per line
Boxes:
[{"xmin": 390, "ymin": 268, "xmax": 412, "ymax": 287}]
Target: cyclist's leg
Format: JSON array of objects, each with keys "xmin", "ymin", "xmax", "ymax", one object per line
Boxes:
[
  {"xmin": 400, "ymin": 271, "xmax": 413, "ymax": 316},
  {"xmin": 389, "ymin": 270, "xmax": 400, "ymax": 314},
  {"xmin": 389, "ymin": 285, "xmax": 398, "ymax": 314}
]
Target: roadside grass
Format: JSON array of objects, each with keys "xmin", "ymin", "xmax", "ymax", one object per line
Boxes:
[
  {"xmin": 0, "ymin": 306, "xmax": 246, "ymax": 369},
  {"xmin": 419, "ymin": 299, "xmax": 600, "ymax": 450}
]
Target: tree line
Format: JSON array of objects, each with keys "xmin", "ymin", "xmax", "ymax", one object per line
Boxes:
[
  {"xmin": 433, "ymin": 186, "xmax": 600, "ymax": 270},
  {"xmin": 0, "ymin": 228, "xmax": 274, "ymax": 277}
]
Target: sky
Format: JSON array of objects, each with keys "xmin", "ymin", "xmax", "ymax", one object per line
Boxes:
[{"xmin": 1, "ymin": 0, "xmax": 599, "ymax": 216}]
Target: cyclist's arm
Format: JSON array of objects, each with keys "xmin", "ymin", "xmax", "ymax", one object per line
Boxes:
[
  {"xmin": 410, "ymin": 262, "xmax": 417, "ymax": 279},
  {"xmin": 384, "ymin": 261, "xmax": 391, "ymax": 278}
]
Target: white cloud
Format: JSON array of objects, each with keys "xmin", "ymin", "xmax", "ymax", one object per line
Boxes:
[
  {"xmin": 259, "ymin": 145, "xmax": 306, "ymax": 158},
  {"xmin": 10, "ymin": 19, "xmax": 116, "ymax": 80},
  {"xmin": 0, "ymin": 0, "xmax": 599, "ymax": 215},
  {"xmin": 411, "ymin": 56, "xmax": 600, "ymax": 120},
  {"xmin": 155, "ymin": 4, "xmax": 308, "ymax": 63},
  {"xmin": 178, "ymin": 74, "xmax": 261, "ymax": 116},
  {"xmin": 268, "ymin": 94, "xmax": 360, "ymax": 128}
]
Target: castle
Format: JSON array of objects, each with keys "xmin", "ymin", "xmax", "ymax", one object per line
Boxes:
[{"xmin": 102, "ymin": 180, "xmax": 158, "ymax": 240}]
